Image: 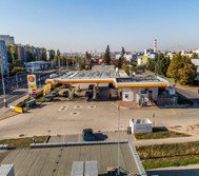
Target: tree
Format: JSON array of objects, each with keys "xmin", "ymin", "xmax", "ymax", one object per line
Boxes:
[
  {"xmin": 26, "ymin": 46, "xmax": 36, "ymax": 62},
  {"xmin": 155, "ymin": 53, "xmax": 170, "ymax": 76},
  {"xmin": 118, "ymin": 47, "xmax": 125, "ymax": 69},
  {"xmin": 146, "ymin": 59, "xmax": 156, "ymax": 72},
  {"xmin": 41, "ymin": 48, "xmax": 47, "ymax": 61},
  {"xmin": 11, "ymin": 66, "xmax": 26, "ymax": 75},
  {"xmin": 49, "ymin": 50, "xmax": 56, "ymax": 61},
  {"xmin": 122, "ymin": 63, "xmax": 130, "ymax": 75},
  {"xmin": 7, "ymin": 45, "xmax": 18, "ymax": 63},
  {"xmin": 167, "ymin": 53, "xmax": 197, "ymax": 84},
  {"xmin": 104, "ymin": 45, "xmax": 111, "ymax": 65},
  {"xmin": 192, "ymin": 52, "xmax": 198, "ymax": 59},
  {"xmin": 85, "ymin": 52, "xmax": 92, "ymax": 70}
]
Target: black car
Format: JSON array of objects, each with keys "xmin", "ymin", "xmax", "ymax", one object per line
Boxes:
[{"xmin": 82, "ymin": 128, "xmax": 108, "ymax": 141}]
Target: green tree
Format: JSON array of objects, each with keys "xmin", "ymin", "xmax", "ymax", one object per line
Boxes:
[
  {"xmin": 192, "ymin": 52, "xmax": 198, "ymax": 59},
  {"xmin": 146, "ymin": 59, "xmax": 156, "ymax": 72},
  {"xmin": 7, "ymin": 45, "xmax": 18, "ymax": 63},
  {"xmin": 26, "ymin": 46, "xmax": 36, "ymax": 62},
  {"xmin": 104, "ymin": 45, "xmax": 111, "ymax": 65},
  {"xmin": 49, "ymin": 50, "xmax": 56, "ymax": 61},
  {"xmin": 118, "ymin": 47, "xmax": 125, "ymax": 69},
  {"xmin": 85, "ymin": 52, "xmax": 92, "ymax": 70},
  {"xmin": 11, "ymin": 66, "xmax": 26, "ymax": 75},
  {"xmin": 41, "ymin": 48, "xmax": 47, "ymax": 61},
  {"xmin": 167, "ymin": 53, "xmax": 197, "ymax": 84},
  {"xmin": 122, "ymin": 63, "xmax": 130, "ymax": 75},
  {"xmin": 155, "ymin": 53, "xmax": 170, "ymax": 76}
]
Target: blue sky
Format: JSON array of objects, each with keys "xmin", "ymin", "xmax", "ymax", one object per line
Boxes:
[{"xmin": 0, "ymin": 0, "xmax": 199, "ymax": 52}]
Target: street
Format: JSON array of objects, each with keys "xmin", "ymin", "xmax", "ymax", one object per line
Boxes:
[
  {"xmin": 0, "ymin": 89, "xmax": 27, "ymax": 108},
  {"xmin": 0, "ymin": 70, "xmax": 58, "ymax": 107}
]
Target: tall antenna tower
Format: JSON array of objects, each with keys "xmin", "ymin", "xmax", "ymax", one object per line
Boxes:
[{"xmin": 154, "ymin": 39, "xmax": 157, "ymax": 53}]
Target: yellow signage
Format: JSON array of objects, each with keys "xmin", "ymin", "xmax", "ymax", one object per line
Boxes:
[{"xmin": 27, "ymin": 75, "xmax": 37, "ymax": 95}]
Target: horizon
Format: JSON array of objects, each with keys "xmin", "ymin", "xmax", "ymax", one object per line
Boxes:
[{"xmin": 0, "ymin": 0, "xmax": 199, "ymax": 52}]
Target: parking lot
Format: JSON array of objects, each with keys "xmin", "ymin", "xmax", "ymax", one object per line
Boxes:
[{"xmin": 0, "ymin": 100, "xmax": 199, "ymax": 139}]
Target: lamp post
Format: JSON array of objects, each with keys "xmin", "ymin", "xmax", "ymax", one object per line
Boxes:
[
  {"xmin": 57, "ymin": 50, "xmax": 61, "ymax": 75},
  {"xmin": 0, "ymin": 50, "xmax": 8, "ymax": 108},
  {"xmin": 16, "ymin": 72, "xmax": 19, "ymax": 89},
  {"xmin": 117, "ymin": 103, "xmax": 121, "ymax": 176}
]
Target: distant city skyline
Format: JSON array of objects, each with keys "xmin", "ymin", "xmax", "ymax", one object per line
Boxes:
[{"xmin": 0, "ymin": 0, "xmax": 199, "ymax": 52}]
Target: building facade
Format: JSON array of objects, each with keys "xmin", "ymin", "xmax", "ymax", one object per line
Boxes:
[
  {"xmin": 0, "ymin": 35, "xmax": 15, "ymax": 46},
  {"xmin": 0, "ymin": 40, "xmax": 9, "ymax": 75},
  {"xmin": 24, "ymin": 61, "xmax": 51, "ymax": 73}
]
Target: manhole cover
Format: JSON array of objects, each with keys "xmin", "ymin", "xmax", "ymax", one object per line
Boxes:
[
  {"xmin": 74, "ymin": 105, "xmax": 82, "ymax": 109},
  {"xmin": 70, "ymin": 111, "xmax": 80, "ymax": 116},
  {"xmin": 88, "ymin": 105, "xmax": 96, "ymax": 109}
]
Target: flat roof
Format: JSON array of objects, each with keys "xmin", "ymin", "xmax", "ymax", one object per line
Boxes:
[
  {"xmin": 116, "ymin": 76, "xmax": 161, "ymax": 83},
  {"xmin": 46, "ymin": 70, "xmax": 169, "ymax": 88},
  {"xmin": 1, "ymin": 141, "xmax": 146, "ymax": 176},
  {"xmin": 58, "ymin": 70, "xmax": 118, "ymax": 80}
]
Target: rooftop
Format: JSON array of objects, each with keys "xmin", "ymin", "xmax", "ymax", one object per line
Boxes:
[
  {"xmin": 1, "ymin": 141, "xmax": 146, "ymax": 176},
  {"xmin": 116, "ymin": 76, "xmax": 161, "ymax": 83}
]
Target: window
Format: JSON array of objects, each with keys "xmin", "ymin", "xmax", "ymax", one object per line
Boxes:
[{"xmin": 125, "ymin": 94, "xmax": 129, "ymax": 99}]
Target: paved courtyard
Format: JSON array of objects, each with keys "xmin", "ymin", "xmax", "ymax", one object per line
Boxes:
[{"xmin": 0, "ymin": 100, "xmax": 199, "ymax": 139}]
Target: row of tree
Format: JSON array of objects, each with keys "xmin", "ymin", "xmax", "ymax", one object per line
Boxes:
[
  {"xmin": 167, "ymin": 53, "xmax": 197, "ymax": 84},
  {"xmin": 7, "ymin": 45, "xmax": 49, "ymax": 75},
  {"xmin": 103, "ymin": 45, "xmax": 197, "ymax": 85},
  {"xmin": 146, "ymin": 53, "xmax": 197, "ymax": 84}
]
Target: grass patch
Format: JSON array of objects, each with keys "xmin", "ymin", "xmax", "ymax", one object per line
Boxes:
[
  {"xmin": 135, "ymin": 131, "xmax": 189, "ymax": 140},
  {"xmin": 137, "ymin": 141, "xmax": 199, "ymax": 169},
  {"xmin": 0, "ymin": 136, "xmax": 49, "ymax": 148},
  {"xmin": 142, "ymin": 155, "xmax": 199, "ymax": 169},
  {"xmin": 137, "ymin": 141, "xmax": 199, "ymax": 159}
]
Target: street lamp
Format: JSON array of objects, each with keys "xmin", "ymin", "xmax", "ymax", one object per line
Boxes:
[
  {"xmin": 117, "ymin": 103, "xmax": 121, "ymax": 176},
  {"xmin": 16, "ymin": 72, "xmax": 19, "ymax": 89},
  {"xmin": 57, "ymin": 50, "xmax": 61, "ymax": 75},
  {"xmin": 0, "ymin": 50, "xmax": 8, "ymax": 108}
]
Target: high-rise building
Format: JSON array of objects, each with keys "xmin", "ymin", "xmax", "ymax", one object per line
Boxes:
[
  {"xmin": 0, "ymin": 35, "xmax": 15, "ymax": 46},
  {"xmin": 0, "ymin": 40, "xmax": 9, "ymax": 75},
  {"xmin": 17, "ymin": 44, "xmax": 25, "ymax": 64}
]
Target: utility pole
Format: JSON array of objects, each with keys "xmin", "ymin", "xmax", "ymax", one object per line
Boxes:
[
  {"xmin": 117, "ymin": 104, "xmax": 121, "ymax": 176},
  {"xmin": 0, "ymin": 50, "xmax": 8, "ymax": 108},
  {"xmin": 57, "ymin": 50, "xmax": 61, "ymax": 75},
  {"xmin": 16, "ymin": 72, "xmax": 19, "ymax": 89}
]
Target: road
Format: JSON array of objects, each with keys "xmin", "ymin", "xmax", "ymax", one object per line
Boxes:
[
  {"xmin": 0, "ymin": 70, "xmax": 56, "ymax": 95},
  {"xmin": 148, "ymin": 168, "xmax": 199, "ymax": 176},
  {"xmin": 176, "ymin": 87, "xmax": 199, "ymax": 105},
  {"xmin": 0, "ymin": 89, "xmax": 27, "ymax": 108},
  {"xmin": 0, "ymin": 70, "xmax": 58, "ymax": 108}
]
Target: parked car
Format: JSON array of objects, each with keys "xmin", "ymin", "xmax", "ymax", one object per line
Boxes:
[
  {"xmin": 82, "ymin": 128, "xmax": 108, "ymax": 141},
  {"xmin": 44, "ymin": 90, "xmax": 59, "ymax": 101}
]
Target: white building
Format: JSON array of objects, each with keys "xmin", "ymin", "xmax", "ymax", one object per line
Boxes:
[
  {"xmin": 192, "ymin": 59, "xmax": 199, "ymax": 80},
  {"xmin": 0, "ymin": 35, "xmax": 15, "ymax": 46},
  {"xmin": 115, "ymin": 54, "xmax": 133, "ymax": 61},
  {"xmin": 193, "ymin": 48, "xmax": 199, "ymax": 57},
  {"xmin": 144, "ymin": 49, "xmax": 156, "ymax": 59},
  {"xmin": 129, "ymin": 118, "xmax": 153, "ymax": 133},
  {"xmin": 25, "ymin": 61, "xmax": 51, "ymax": 73}
]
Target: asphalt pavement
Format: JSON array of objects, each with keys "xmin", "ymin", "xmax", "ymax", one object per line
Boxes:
[
  {"xmin": 0, "ymin": 89, "xmax": 27, "ymax": 108},
  {"xmin": 148, "ymin": 168, "xmax": 199, "ymax": 176}
]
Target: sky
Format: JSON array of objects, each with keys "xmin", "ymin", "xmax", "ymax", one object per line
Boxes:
[{"xmin": 0, "ymin": 0, "xmax": 199, "ymax": 52}]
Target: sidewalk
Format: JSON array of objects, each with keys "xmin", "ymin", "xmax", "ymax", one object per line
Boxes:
[{"xmin": 0, "ymin": 94, "xmax": 28, "ymax": 120}]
